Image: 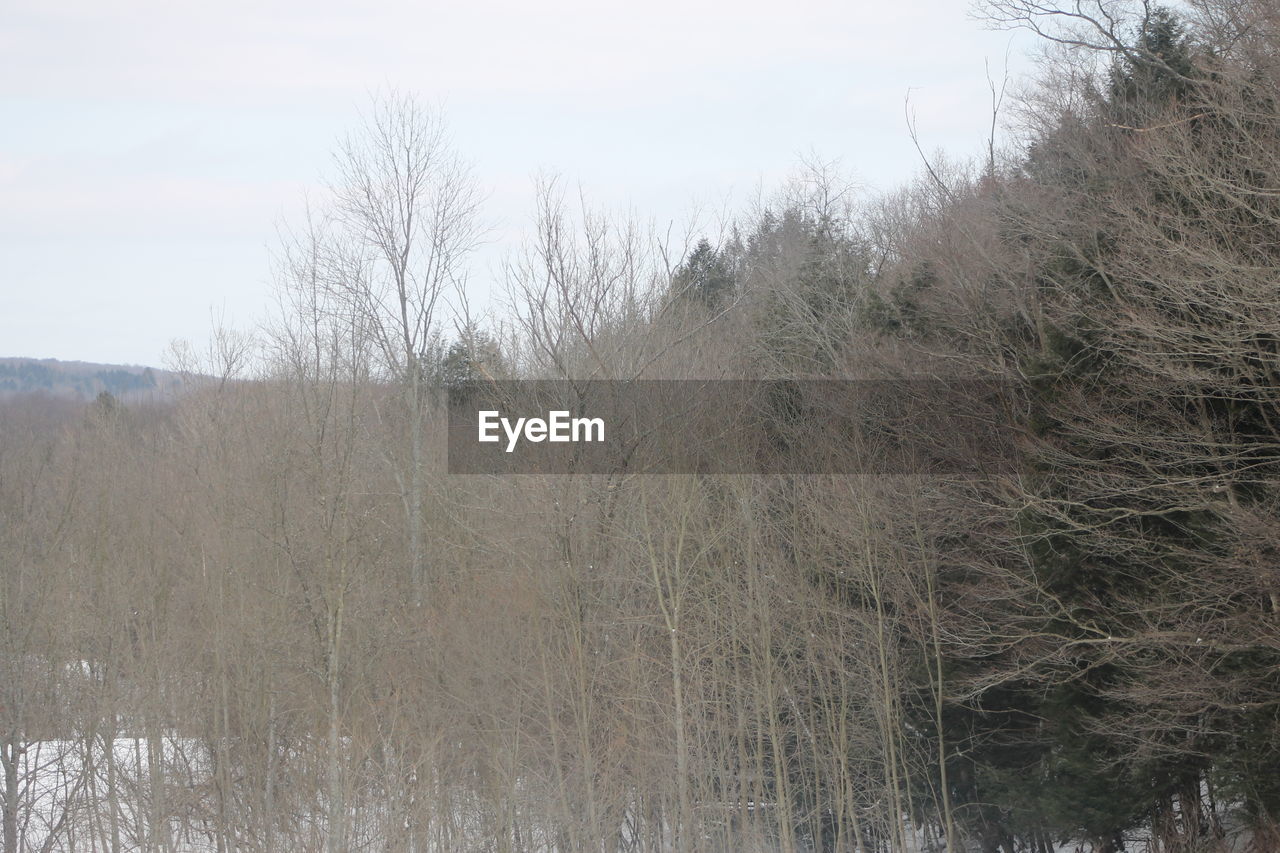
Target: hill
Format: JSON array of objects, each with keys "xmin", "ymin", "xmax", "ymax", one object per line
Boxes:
[{"xmin": 0, "ymin": 357, "xmax": 183, "ymax": 402}]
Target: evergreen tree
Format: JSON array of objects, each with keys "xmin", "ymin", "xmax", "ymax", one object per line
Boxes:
[{"xmin": 672, "ymin": 238, "xmax": 735, "ymax": 307}]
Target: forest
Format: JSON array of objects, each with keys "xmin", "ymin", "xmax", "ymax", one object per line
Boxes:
[{"xmin": 2, "ymin": 1, "xmax": 1279, "ymax": 851}]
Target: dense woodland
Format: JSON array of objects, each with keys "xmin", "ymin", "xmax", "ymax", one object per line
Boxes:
[
  {"xmin": 0, "ymin": 360, "xmax": 179, "ymax": 402},
  {"xmin": 3, "ymin": 1, "xmax": 1280, "ymax": 850}
]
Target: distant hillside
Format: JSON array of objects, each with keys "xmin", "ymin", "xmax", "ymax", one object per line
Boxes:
[{"xmin": 0, "ymin": 358, "xmax": 183, "ymax": 402}]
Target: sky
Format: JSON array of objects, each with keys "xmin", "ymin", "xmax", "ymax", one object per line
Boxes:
[{"xmin": 1, "ymin": 0, "xmax": 1029, "ymax": 367}]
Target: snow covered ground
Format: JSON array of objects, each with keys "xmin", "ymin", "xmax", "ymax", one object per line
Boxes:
[{"xmin": 3, "ymin": 734, "xmax": 1262, "ymax": 852}]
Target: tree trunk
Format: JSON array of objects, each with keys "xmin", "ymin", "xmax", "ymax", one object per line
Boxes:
[{"xmin": 2, "ymin": 733, "xmax": 20, "ymax": 853}]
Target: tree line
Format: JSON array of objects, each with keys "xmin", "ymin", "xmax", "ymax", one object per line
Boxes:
[{"xmin": 2, "ymin": 1, "xmax": 1279, "ymax": 850}]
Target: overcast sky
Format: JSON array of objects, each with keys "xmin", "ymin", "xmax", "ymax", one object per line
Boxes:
[{"xmin": 1, "ymin": 0, "xmax": 1027, "ymax": 367}]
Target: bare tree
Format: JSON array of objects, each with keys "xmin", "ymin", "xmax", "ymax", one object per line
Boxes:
[{"xmin": 321, "ymin": 92, "xmax": 483, "ymax": 603}]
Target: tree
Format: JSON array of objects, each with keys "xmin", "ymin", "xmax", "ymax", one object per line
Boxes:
[
  {"xmin": 311, "ymin": 91, "xmax": 483, "ymax": 604},
  {"xmin": 672, "ymin": 238, "xmax": 734, "ymax": 307}
]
